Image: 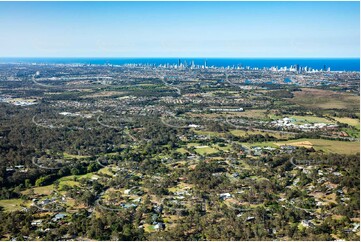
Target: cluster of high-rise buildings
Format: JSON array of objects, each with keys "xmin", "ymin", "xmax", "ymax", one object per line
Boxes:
[
  {"xmin": 123, "ymin": 59, "xmax": 331, "ymax": 73},
  {"xmin": 124, "ymin": 60, "xmax": 209, "ymax": 70},
  {"xmin": 270, "ymin": 64, "xmax": 331, "ymax": 73}
]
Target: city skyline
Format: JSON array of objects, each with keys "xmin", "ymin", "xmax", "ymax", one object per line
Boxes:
[{"xmin": 0, "ymin": 1, "xmax": 359, "ymax": 58}]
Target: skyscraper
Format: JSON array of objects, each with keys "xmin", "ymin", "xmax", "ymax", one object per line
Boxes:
[{"xmin": 295, "ymin": 64, "xmax": 300, "ymax": 73}]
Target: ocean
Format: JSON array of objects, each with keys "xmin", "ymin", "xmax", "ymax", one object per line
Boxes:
[{"xmin": 0, "ymin": 58, "xmax": 359, "ymax": 71}]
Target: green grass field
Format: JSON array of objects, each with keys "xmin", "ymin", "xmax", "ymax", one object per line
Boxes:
[
  {"xmin": 144, "ymin": 225, "xmax": 156, "ymax": 233},
  {"xmin": 0, "ymin": 199, "xmax": 31, "ymax": 212},
  {"xmin": 290, "ymin": 115, "xmax": 333, "ymax": 125},
  {"xmin": 176, "ymin": 147, "xmax": 189, "ymax": 154},
  {"xmin": 98, "ymin": 167, "xmax": 116, "ymax": 176},
  {"xmin": 242, "ymin": 138, "xmax": 359, "ymax": 154},
  {"xmin": 241, "ymin": 141, "xmax": 278, "ymax": 149},
  {"xmin": 227, "ymin": 109, "xmax": 269, "ymax": 119},
  {"xmin": 194, "ymin": 146, "xmax": 219, "ymax": 155},
  {"xmin": 230, "ymin": 129, "xmax": 294, "ymax": 139},
  {"xmin": 194, "ymin": 130, "xmax": 226, "ymax": 137},
  {"xmin": 274, "ymin": 139, "xmax": 360, "ymax": 154},
  {"xmin": 213, "ymin": 143, "xmax": 232, "ymax": 151},
  {"xmin": 186, "ymin": 142, "xmax": 201, "ymax": 148},
  {"xmin": 333, "ymin": 117, "xmax": 360, "ymax": 129},
  {"xmin": 59, "ymin": 180, "xmax": 80, "ymax": 189},
  {"xmin": 58, "ymin": 172, "xmax": 98, "ymax": 182},
  {"xmin": 22, "ymin": 185, "xmax": 54, "ymax": 196},
  {"xmin": 63, "ymin": 152, "xmax": 91, "ymax": 159}
]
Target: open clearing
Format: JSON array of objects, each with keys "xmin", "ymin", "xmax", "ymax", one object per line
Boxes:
[
  {"xmin": 22, "ymin": 185, "xmax": 54, "ymax": 196},
  {"xmin": 0, "ymin": 199, "xmax": 31, "ymax": 212},
  {"xmin": 213, "ymin": 143, "xmax": 232, "ymax": 151},
  {"xmin": 63, "ymin": 152, "xmax": 91, "ymax": 159},
  {"xmin": 289, "ymin": 115, "xmax": 333, "ymax": 124},
  {"xmin": 241, "ymin": 141, "xmax": 278, "ymax": 149},
  {"xmin": 226, "ymin": 109, "xmax": 269, "ymax": 119},
  {"xmin": 242, "ymin": 138, "xmax": 360, "ymax": 154},
  {"xmin": 195, "ymin": 146, "xmax": 219, "ymax": 155},
  {"xmin": 276, "ymin": 140, "xmax": 314, "ymax": 149},
  {"xmin": 194, "ymin": 130, "xmax": 226, "ymax": 137},
  {"xmin": 176, "ymin": 147, "xmax": 189, "ymax": 154},
  {"xmin": 274, "ymin": 139, "xmax": 360, "ymax": 154},
  {"xmin": 59, "ymin": 180, "xmax": 80, "ymax": 189},
  {"xmin": 230, "ymin": 129, "xmax": 294, "ymax": 139},
  {"xmin": 290, "ymin": 88, "xmax": 360, "ymax": 110},
  {"xmin": 58, "ymin": 172, "xmax": 98, "ymax": 182},
  {"xmin": 333, "ymin": 117, "xmax": 360, "ymax": 129},
  {"xmin": 98, "ymin": 166, "xmax": 117, "ymax": 176},
  {"xmin": 188, "ymin": 109, "xmax": 269, "ymax": 120},
  {"xmin": 186, "ymin": 142, "xmax": 201, "ymax": 148}
]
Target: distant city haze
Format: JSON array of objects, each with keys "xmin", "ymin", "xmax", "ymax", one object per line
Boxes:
[
  {"xmin": 0, "ymin": 58, "xmax": 359, "ymax": 72},
  {"xmin": 0, "ymin": 1, "xmax": 359, "ymax": 58}
]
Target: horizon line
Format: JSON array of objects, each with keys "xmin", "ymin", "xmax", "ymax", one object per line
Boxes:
[{"xmin": 0, "ymin": 57, "xmax": 360, "ymax": 59}]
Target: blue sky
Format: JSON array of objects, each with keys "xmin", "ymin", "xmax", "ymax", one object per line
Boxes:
[{"xmin": 0, "ymin": 1, "xmax": 359, "ymax": 57}]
